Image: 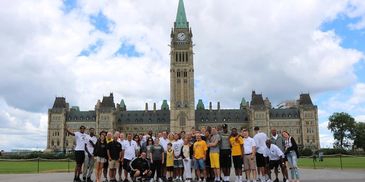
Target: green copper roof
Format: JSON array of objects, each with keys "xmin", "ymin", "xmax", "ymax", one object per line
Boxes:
[
  {"xmin": 161, "ymin": 100, "xmax": 169, "ymax": 110},
  {"xmin": 71, "ymin": 106, "xmax": 80, "ymax": 111},
  {"xmin": 197, "ymin": 99, "xmax": 205, "ymax": 110},
  {"xmin": 241, "ymin": 97, "xmax": 247, "ymax": 106},
  {"xmin": 175, "ymin": 0, "xmax": 188, "ymax": 29},
  {"xmin": 120, "ymin": 99, "xmax": 127, "ymax": 111}
]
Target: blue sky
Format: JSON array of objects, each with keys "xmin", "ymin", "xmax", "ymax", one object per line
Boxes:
[{"xmin": 0, "ymin": 0, "xmax": 365, "ymax": 151}]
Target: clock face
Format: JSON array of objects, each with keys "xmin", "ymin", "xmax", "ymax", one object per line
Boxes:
[{"xmin": 177, "ymin": 32, "xmax": 186, "ymax": 41}]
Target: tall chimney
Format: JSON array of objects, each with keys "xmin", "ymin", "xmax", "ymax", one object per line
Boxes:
[
  {"xmin": 209, "ymin": 102, "xmax": 212, "ymax": 111},
  {"xmin": 145, "ymin": 103, "xmax": 148, "ymax": 112},
  {"xmin": 217, "ymin": 102, "xmax": 220, "ymax": 111},
  {"xmin": 153, "ymin": 103, "xmax": 156, "ymax": 112}
]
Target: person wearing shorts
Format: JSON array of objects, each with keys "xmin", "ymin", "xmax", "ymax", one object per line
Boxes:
[
  {"xmin": 166, "ymin": 143, "xmax": 174, "ymax": 181},
  {"xmin": 121, "ymin": 133, "xmax": 138, "ymax": 182},
  {"xmin": 229, "ymin": 128, "xmax": 244, "ymax": 182},
  {"xmin": 208, "ymin": 127, "xmax": 221, "ymax": 182},
  {"xmin": 265, "ymin": 140, "xmax": 287, "ymax": 182},
  {"xmin": 107, "ymin": 132, "xmax": 122, "ymax": 182},
  {"xmin": 219, "ymin": 124, "xmax": 232, "ymax": 182},
  {"xmin": 172, "ymin": 133, "xmax": 184, "ymax": 181},
  {"xmin": 242, "ymin": 129, "xmax": 257, "ymax": 182},
  {"xmin": 65, "ymin": 125, "xmax": 87, "ymax": 182},
  {"xmin": 254, "ymin": 127, "xmax": 268, "ymax": 182},
  {"xmin": 94, "ymin": 132, "xmax": 107, "ymax": 182},
  {"xmin": 193, "ymin": 133, "xmax": 208, "ymax": 181}
]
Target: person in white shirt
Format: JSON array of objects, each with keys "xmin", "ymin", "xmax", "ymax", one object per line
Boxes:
[
  {"xmin": 265, "ymin": 140, "xmax": 287, "ymax": 182},
  {"xmin": 172, "ymin": 133, "xmax": 184, "ymax": 181},
  {"xmin": 83, "ymin": 128, "xmax": 97, "ymax": 182},
  {"xmin": 254, "ymin": 126, "xmax": 268, "ymax": 182},
  {"xmin": 65, "ymin": 125, "xmax": 88, "ymax": 182},
  {"xmin": 242, "ymin": 129, "xmax": 257, "ymax": 182},
  {"xmin": 122, "ymin": 133, "xmax": 138, "ymax": 182}
]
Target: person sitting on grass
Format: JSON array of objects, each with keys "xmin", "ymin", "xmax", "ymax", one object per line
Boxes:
[{"xmin": 129, "ymin": 151, "xmax": 152, "ymax": 181}]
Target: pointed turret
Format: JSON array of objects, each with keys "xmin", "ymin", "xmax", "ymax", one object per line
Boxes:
[{"xmin": 175, "ymin": 0, "xmax": 188, "ymax": 29}]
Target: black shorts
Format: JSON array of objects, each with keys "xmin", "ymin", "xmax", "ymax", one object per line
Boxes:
[
  {"xmin": 269, "ymin": 160, "xmax": 283, "ymax": 170},
  {"xmin": 256, "ymin": 153, "xmax": 266, "ymax": 167},
  {"xmin": 75, "ymin": 151, "xmax": 85, "ymax": 165},
  {"xmin": 220, "ymin": 149, "xmax": 232, "ymax": 168},
  {"xmin": 232, "ymin": 156, "xmax": 243, "ymax": 169},
  {"xmin": 104, "ymin": 160, "xmax": 109, "ymax": 168},
  {"xmin": 123, "ymin": 159, "xmax": 131, "ymax": 172}
]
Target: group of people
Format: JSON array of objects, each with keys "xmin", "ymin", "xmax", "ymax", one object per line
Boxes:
[{"xmin": 65, "ymin": 124, "xmax": 300, "ymax": 182}]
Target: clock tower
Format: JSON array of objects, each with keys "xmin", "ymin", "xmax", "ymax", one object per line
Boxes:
[{"xmin": 170, "ymin": 0, "xmax": 195, "ymax": 132}]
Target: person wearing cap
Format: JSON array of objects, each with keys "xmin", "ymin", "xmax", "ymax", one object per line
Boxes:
[
  {"xmin": 65, "ymin": 125, "xmax": 88, "ymax": 182},
  {"xmin": 219, "ymin": 124, "xmax": 232, "ymax": 182}
]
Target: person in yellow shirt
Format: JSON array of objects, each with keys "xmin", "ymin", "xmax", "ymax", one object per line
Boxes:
[
  {"xmin": 193, "ymin": 133, "xmax": 208, "ymax": 181},
  {"xmin": 166, "ymin": 143, "xmax": 174, "ymax": 181},
  {"xmin": 229, "ymin": 128, "xmax": 244, "ymax": 182}
]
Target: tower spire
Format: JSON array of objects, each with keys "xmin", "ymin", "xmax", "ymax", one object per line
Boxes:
[{"xmin": 175, "ymin": 0, "xmax": 188, "ymax": 28}]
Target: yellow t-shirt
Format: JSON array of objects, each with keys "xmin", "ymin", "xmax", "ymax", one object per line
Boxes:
[
  {"xmin": 193, "ymin": 140, "xmax": 208, "ymax": 159},
  {"xmin": 166, "ymin": 149, "xmax": 174, "ymax": 167},
  {"xmin": 229, "ymin": 136, "xmax": 244, "ymax": 156},
  {"xmin": 106, "ymin": 138, "xmax": 113, "ymax": 144}
]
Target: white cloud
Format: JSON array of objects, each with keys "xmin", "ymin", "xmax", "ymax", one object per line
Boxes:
[
  {"xmin": 0, "ymin": 98, "xmax": 47, "ymax": 151},
  {"xmin": 320, "ymin": 134, "xmax": 335, "ymax": 148},
  {"xmin": 355, "ymin": 115, "xmax": 365, "ymax": 122}
]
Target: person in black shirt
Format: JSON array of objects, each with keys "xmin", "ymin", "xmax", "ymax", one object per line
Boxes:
[
  {"xmin": 94, "ymin": 133, "xmax": 107, "ymax": 182},
  {"xmin": 107, "ymin": 132, "xmax": 122, "ymax": 182},
  {"xmin": 130, "ymin": 151, "xmax": 152, "ymax": 181}
]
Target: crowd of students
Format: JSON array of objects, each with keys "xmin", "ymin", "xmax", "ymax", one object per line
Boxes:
[{"xmin": 65, "ymin": 124, "xmax": 300, "ymax": 182}]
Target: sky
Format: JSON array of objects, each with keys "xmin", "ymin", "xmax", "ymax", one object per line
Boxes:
[{"xmin": 0, "ymin": 0, "xmax": 365, "ymax": 151}]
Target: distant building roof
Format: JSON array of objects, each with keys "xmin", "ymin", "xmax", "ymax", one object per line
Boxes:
[
  {"xmin": 117, "ymin": 110, "xmax": 170, "ymax": 124},
  {"xmin": 100, "ymin": 93, "xmax": 115, "ymax": 108},
  {"xmin": 52, "ymin": 97, "xmax": 67, "ymax": 108},
  {"xmin": 250, "ymin": 91, "xmax": 265, "ymax": 109},
  {"xmin": 298, "ymin": 94, "xmax": 313, "ymax": 106},
  {"xmin": 197, "ymin": 99, "xmax": 205, "ymax": 110},
  {"xmin": 195, "ymin": 109, "xmax": 249, "ymax": 123}
]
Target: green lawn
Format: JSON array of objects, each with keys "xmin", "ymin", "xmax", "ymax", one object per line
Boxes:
[
  {"xmin": 298, "ymin": 156, "xmax": 365, "ymax": 169},
  {"xmin": 0, "ymin": 160, "xmax": 75, "ymax": 174}
]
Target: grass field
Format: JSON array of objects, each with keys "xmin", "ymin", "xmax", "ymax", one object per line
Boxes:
[
  {"xmin": 0, "ymin": 160, "xmax": 75, "ymax": 174},
  {"xmin": 0, "ymin": 156, "xmax": 364, "ymax": 174},
  {"xmin": 298, "ymin": 156, "xmax": 365, "ymax": 169}
]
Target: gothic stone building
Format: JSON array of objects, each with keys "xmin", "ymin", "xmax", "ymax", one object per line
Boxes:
[{"xmin": 47, "ymin": 0, "xmax": 320, "ymax": 152}]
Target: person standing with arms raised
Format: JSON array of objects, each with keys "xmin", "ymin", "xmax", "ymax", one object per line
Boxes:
[{"xmin": 65, "ymin": 125, "xmax": 88, "ymax": 182}]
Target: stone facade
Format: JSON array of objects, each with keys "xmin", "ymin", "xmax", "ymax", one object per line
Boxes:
[{"xmin": 46, "ymin": 0, "xmax": 320, "ymax": 152}]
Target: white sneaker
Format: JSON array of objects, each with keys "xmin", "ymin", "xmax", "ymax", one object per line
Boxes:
[
  {"xmin": 149, "ymin": 178, "xmax": 154, "ymax": 182},
  {"xmin": 158, "ymin": 178, "xmax": 163, "ymax": 182}
]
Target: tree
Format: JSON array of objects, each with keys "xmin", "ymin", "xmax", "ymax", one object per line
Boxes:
[
  {"xmin": 353, "ymin": 122, "xmax": 365, "ymax": 151},
  {"xmin": 328, "ymin": 112, "xmax": 355, "ymax": 149}
]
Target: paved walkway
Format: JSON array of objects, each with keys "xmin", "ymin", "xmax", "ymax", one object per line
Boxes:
[{"xmin": 0, "ymin": 169, "xmax": 365, "ymax": 182}]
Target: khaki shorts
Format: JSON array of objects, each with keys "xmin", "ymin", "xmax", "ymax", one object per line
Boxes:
[
  {"xmin": 209, "ymin": 153, "xmax": 220, "ymax": 169},
  {"xmin": 108, "ymin": 160, "xmax": 120, "ymax": 169},
  {"xmin": 96, "ymin": 157, "xmax": 106, "ymax": 163},
  {"xmin": 243, "ymin": 154, "xmax": 256, "ymax": 171}
]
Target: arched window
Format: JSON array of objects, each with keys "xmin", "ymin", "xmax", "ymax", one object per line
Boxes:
[{"xmin": 186, "ymin": 52, "xmax": 188, "ymax": 62}]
